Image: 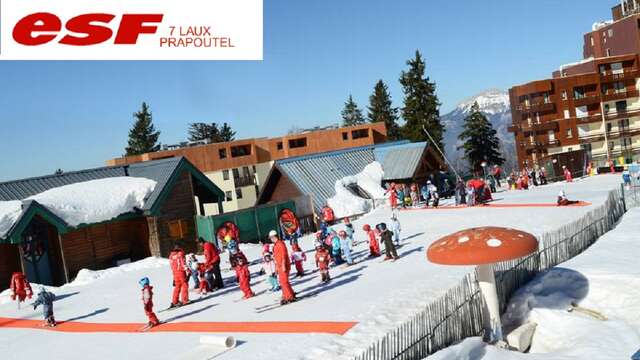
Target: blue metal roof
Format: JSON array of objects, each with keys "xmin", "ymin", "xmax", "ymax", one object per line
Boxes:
[{"xmin": 374, "ymin": 142, "xmax": 429, "ymax": 180}]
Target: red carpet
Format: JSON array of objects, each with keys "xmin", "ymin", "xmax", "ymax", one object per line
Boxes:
[{"xmin": 0, "ymin": 317, "xmax": 357, "ymax": 335}]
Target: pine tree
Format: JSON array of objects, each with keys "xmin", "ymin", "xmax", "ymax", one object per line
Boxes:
[
  {"xmin": 341, "ymin": 95, "xmax": 365, "ymax": 126},
  {"xmin": 457, "ymin": 102, "xmax": 505, "ymax": 172},
  {"xmin": 188, "ymin": 122, "xmax": 236, "ymax": 143},
  {"xmin": 219, "ymin": 123, "xmax": 236, "ymax": 142},
  {"xmin": 399, "ymin": 50, "xmax": 444, "ymax": 150},
  {"xmin": 367, "ymin": 80, "xmax": 401, "ymax": 140},
  {"xmin": 125, "ymin": 102, "xmax": 161, "ymax": 156},
  {"xmin": 188, "ymin": 122, "xmax": 221, "ymax": 142}
]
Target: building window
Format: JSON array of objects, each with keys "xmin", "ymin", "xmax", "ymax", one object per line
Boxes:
[
  {"xmin": 606, "ymin": 122, "xmax": 613, "ymax": 132},
  {"xmin": 288, "ymin": 137, "xmax": 307, "ymax": 148},
  {"xmin": 351, "ymin": 129, "xmax": 369, "ymax": 139},
  {"xmin": 615, "ymin": 100, "xmax": 627, "ymax": 112},
  {"xmin": 548, "ymin": 130, "xmax": 555, "ymax": 142},
  {"xmin": 581, "ymin": 143, "xmax": 592, "ymax": 158},
  {"xmin": 231, "ymin": 144, "xmax": 251, "ymax": 157},
  {"xmin": 567, "ymin": 147, "xmax": 573, "ymax": 152},
  {"xmin": 608, "ymin": 29, "xmax": 614, "ymax": 37},
  {"xmin": 614, "ymin": 81, "xmax": 625, "ymax": 93},
  {"xmin": 167, "ymin": 219, "xmax": 190, "ymax": 240},
  {"xmin": 567, "ymin": 128, "xmax": 573, "ymax": 138},
  {"xmin": 219, "ymin": 148, "xmax": 227, "ymax": 159},
  {"xmin": 342, "ymin": 132, "xmax": 348, "ymax": 140},
  {"xmin": 623, "ymin": 137, "xmax": 632, "ymax": 147},
  {"xmin": 573, "ymin": 87, "xmax": 585, "ymax": 99},
  {"xmin": 561, "ymin": 90, "xmax": 567, "ymax": 100},
  {"xmin": 564, "ymin": 109, "xmax": 570, "ymax": 119},
  {"xmin": 276, "ymin": 142, "xmax": 283, "ymax": 150},
  {"xmin": 232, "ymin": 168, "xmax": 240, "ymax": 179},
  {"xmin": 590, "ymin": 36, "xmax": 594, "ymax": 46},
  {"xmin": 543, "ymin": 93, "xmax": 550, "ymax": 103},
  {"xmin": 225, "ymin": 191, "xmax": 233, "ymax": 201},
  {"xmin": 599, "ymin": 64, "xmax": 606, "ymax": 75},
  {"xmin": 252, "ymin": 165, "xmax": 256, "ymax": 172},
  {"xmin": 222, "ymin": 170, "xmax": 230, "ymax": 180},
  {"xmin": 619, "ymin": 118, "xmax": 630, "ymax": 131},
  {"xmin": 606, "ymin": 48, "xmax": 612, "ymax": 56},
  {"xmin": 235, "ymin": 188, "xmax": 243, "ymax": 199},
  {"xmin": 609, "ymin": 141, "xmax": 615, "ymax": 151}
]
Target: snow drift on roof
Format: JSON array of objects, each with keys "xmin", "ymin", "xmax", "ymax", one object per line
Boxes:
[
  {"xmin": 25, "ymin": 177, "xmax": 157, "ymax": 227},
  {"xmin": 327, "ymin": 162, "xmax": 385, "ymax": 218},
  {"xmin": 0, "ymin": 201, "xmax": 22, "ymax": 238}
]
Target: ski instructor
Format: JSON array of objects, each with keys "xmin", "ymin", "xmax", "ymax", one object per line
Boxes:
[{"xmin": 270, "ymin": 230, "xmax": 297, "ymax": 305}]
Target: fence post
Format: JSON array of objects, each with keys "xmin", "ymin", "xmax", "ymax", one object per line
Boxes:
[{"xmin": 620, "ymin": 183, "xmax": 627, "ymax": 212}]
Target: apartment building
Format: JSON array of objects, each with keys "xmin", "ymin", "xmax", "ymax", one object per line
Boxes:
[
  {"xmin": 509, "ymin": 1, "xmax": 640, "ymax": 168},
  {"xmin": 107, "ymin": 122, "xmax": 387, "ymax": 214}
]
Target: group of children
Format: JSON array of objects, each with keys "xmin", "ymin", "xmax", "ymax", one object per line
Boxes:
[
  {"xmin": 8, "ymin": 271, "xmax": 56, "ymax": 327},
  {"xmin": 386, "ymin": 182, "xmax": 440, "ymax": 209}
]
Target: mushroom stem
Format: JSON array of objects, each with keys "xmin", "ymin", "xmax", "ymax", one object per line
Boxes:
[{"xmin": 476, "ymin": 263, "xmax": 503, "ymax": 343}]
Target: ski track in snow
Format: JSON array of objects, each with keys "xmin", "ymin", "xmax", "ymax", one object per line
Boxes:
[{"xmin": 0, "ymin": 175, "xmax": 626, "ymax": 360}]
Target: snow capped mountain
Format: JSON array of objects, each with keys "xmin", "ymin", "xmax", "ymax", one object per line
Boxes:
[{"xmin": 441, "ymin": 89, "xmax": 516, "ymax": 171}]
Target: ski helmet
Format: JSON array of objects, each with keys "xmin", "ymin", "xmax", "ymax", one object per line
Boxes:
[
  {"xmin": 139, "ymin": 277, "xmax": 150, "ymax": 288},
  {"xmin": 268, "ymin": 230, "xmax": 278, "ymax": 238},
  {"xmin": 378, "ymin": 223, "xmax": 387, "ymax": 231},
  {"xmin": 362, "ymin": 224, "xmax": 371, "ymax": 231}
]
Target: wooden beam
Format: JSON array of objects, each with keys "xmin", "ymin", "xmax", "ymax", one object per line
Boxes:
[{"xmin": 57, "ymin": 233, "xmax": 70, "ymax": 283}]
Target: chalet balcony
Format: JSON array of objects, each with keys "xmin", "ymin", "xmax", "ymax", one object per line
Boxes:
[
  {"xmin": 604, "ymin": 107, "xmax": 640, "ymax": 121},
  {"xmin": 576, "ymin": 113, "xmax": 603, "ymax": 123},
  {"xmin": 599, "ymin": 69, "xmax": 639, "ymax": 83},
  {"xmin": 521, "ymin": 139, "xmax": 559, "ymax": 151},
  {"xmin": 602, "ymin": 89, "xmax": 640, "ymax": 102},
  {"xmin": 579, "ymin": 127, "xmax": 640, "ymax": 142},
  {"xmin": 233, "ymin": 175, "xmax": 255, "ymax": 187},
  {"xmin": 516, "ymin": 101, "xmax": 555, "ymax": 113}
]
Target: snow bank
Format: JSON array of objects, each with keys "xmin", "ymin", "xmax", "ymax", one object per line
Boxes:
[
  {"xmin": 0, "ymin": 200, "xmax": 22, "ymax": 238},
  {"xmin": 27, "ymin": 177, "xmax": 157, "ymax": 227},
  {"xmin": 327, "ymin": 162, "xmax": 385, "ymax": 218},
  {"xmin": 71, "ymin": 256, "xmax": 168, "ymax": 286}
]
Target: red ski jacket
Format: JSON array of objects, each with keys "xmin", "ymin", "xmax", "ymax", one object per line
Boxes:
[
  {"xmin": 169, "ymin": 248, "xmax": 188, "ymax": 279},
  {"xmin": 10, "ymin": 272, "xmax": 32, "ymax": 299},
  {"xmin": 315, "ymin": 248, "xmax": 331, "ymax": 271},
  {"xmin": 273, "ymin": 239, "xmax": 291, "ymax": 273},
  {"xmin": 322, "ymin": 207, "xmax": 335, "ymax": 222},
  {"xmin": 203, "ymin": 242, "xmax": 220, "ymax": 269},
  {"xmin": 141, "ymin": 285, "xmax": 154, "ymax": 307}
]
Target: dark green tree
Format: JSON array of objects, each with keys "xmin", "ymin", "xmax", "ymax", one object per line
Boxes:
[
  {"xmin": 219, "ymin": 122, "xmax": 236, "ymax": 142},
  {"xmin": 125, "ymin": 102, "xmax": 161, "ymax": 155},
  {"xmin": 457, "ymin": 102, "xmax": 505, "ymax": 172},
  {"xmin": 367, "ymin": 80, "xmax": 401, "ymax": 140},
  {"xmin": 341, "ymin": 95, "xmax": 365, "ymax": 126},
  {"xmin": 399, "ymin": 50, "xmax": 444, "ymax": 149},
  {"xmin": 188, "ymin": 122, "xmax": 236, "ymax": 143}
]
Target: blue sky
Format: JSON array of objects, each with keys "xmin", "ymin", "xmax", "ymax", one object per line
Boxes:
[{"xmin": 0, "ymin": 0, "xmax": 611, "ymax": 181}]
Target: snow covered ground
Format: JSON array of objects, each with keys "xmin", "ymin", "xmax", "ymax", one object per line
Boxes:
[
  {"xmin": 0, "ymin": 175, "xmax": 625, "ymax": 360},
  {"xmin": 430, "ymin": 197, "xmax": 640, "ymax": 360}
]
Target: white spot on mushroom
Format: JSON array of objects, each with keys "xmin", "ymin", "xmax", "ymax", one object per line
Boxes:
[
  {"xmin": 487, "ymin": 238, "xmax": 502, "ymax": 247},
  {"xmin": 517, "ymin": 234, "xmax": 524, "ymax": 238},
  {"xmin": 458, "ymin": 236, "xmax": 470, "ymax": 243}
]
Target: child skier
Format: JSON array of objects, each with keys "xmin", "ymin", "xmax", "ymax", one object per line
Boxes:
[
  {"xmin": 389, "ymin": 215, "xmax": 401, "ymax": 247},
  {"xmin": 168, "ymin": 245, "xmax": 190, "ymax": 308},
  {"xmin": 330, "ymin": 230, "xmax": 343, "ymax": 265},
  {"xmin": 386, "ymin": 183, "xmax": 398, "ymax": 209},
  {"xmin": 290, "ymin": 243, "xmax": 307, "ymax": 277},
  {"xmin": 32, "ymin": 287, "xmax": 56, "ymax": 327},
  {"xmin": 262, "ymin": 252, "xmax": 280, "ymax": 292},
  {"xmin": 229, "ymin": 247, "xmax": 255, "ymax": 299},
  {"xmin": 314, "ymin": 242, "xmax": 331, "ymax": 283},
  {"xmin": 9, "ymin": 271, "xmax": 33, "ymax": 305},
  {"xmin": 197, "ymin": 263, "xmax": 209, "ymax": 295},
  {"xmin": 186, "ymin": 253, "xmax": 199, "ymax": 290},
  {"xmin": 378, "ymin": 223, "xmax": 399, "ymax": 261},
  {"xmin": 362, "ymin": 224, "xmax": 380, "ymax": 257},
  {"xmin": 139, "ymin": 277, "xmax": 160, "ymax": 330},
  {"xmin": 339, "ymin": 230, "xmax": 354, "ymax": 265}
]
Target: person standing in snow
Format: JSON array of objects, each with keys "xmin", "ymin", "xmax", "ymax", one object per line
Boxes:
[
  {"xmin": 362, "ymin": 224, "xmax": 380, "ymax": 257},
  {"xmin": 186, "ymin": 253, "xmax": 199, "ymax": 290},
  {"xmin": 229, "ymin": 247, "xmax": 255, "ymax": 299},
  {"xmin": 169, "ymin": 245, "xmax": 190, "ymax": 308},
  {"xmin": 9, "ymin": 271, "xmax": 33, "ymax": 305},
  {"xmin": 455, "ymin": 180, "xmax": 466, "ymax": 206},
  {"xmin": 493, "ymin": 165, "xmax": 502, "ymax": 188},
  {"xmin": 397, "ymin": 185, "xmax": 406, "ymax": 209},
  {"xmin": 410, "ymin": 184, "xmax": 419, "ymax": 207},
  {"xmin": 339, "ymin": 230, "xmax": 354, "ymax": 266},
  {"xmin": 32, "ymin": 287, "xmax": 56, "ymax": 327},
  {"xmin": 563, "ymin": 166, "xmax": 573, "ymax": 182},
  {"xmin": 262, "ymin": 252, "xmax": 280, "ymax": 292},
  {"xmin": 139, "ymin": 277, "xmax": 160, "ymax": 328},
  {"xmin": 314, "ymin": 242, "xmax": 331, "ymax": 283},
  {"xmin": 389, "ymin": 216, "xmax": 401, "ymax": 247},
  {"xmin": 622, "ymin": 169, "xmax": 632, "ymax": 189},
  {"xmin": 199, "ymin": 237, "xmax": 223, "ymax": 291},
  {"xmin": 420, "ymin": 183, "xmax": 430, "ymax": 206},
  {"xmin": 290, "ymin": 243, "xmax": 307, "ymax": 277},
  {"xmin": 386, "ymin": 183, "xmax": 398, "ymax": 209},
  {"xmin": 427, "ymin": 181, "xmax": 439, "ymax": 208},
  {"xmin": 271, "ymin": 230, "xmax": 297, "ymax": 305},
  {"xmin": 344, "ymin": 217, "xmax": 354, "ymax": 238},
  {"xmin": 378, "ymin": 223, "xmax": 399, "ymax": 261},
  {"xmin": 330, "ymin": 230, "xmax": 343, "ymax": 265}
]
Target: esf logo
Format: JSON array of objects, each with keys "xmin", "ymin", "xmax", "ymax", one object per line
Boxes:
[{"xmin": 12, "ymin": 12, "xmax": 164, "ymax": 46}]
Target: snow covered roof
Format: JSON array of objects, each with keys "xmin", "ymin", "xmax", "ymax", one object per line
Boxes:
[{"xmin": 0, "ymin": 157, "xmax": 224, "ymax": 244}]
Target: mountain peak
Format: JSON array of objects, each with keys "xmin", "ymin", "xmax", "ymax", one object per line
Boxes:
[{"xmin": 455, "ymin": 89, "xmax": 510, "ymax": 115}]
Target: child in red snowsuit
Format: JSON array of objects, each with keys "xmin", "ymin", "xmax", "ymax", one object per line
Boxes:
[
  {"xmin": 314, "ymin": 244, "xmax": 331, "ymax": 283},
  {"xmin": 230, "ymin": 248, "xmax": 254, "ymax": 299},
  {"xmin": 139, "ymin": 277, "xmax": 160, "ymax": 328},
  {"xmin": 197, "ymin": 263, "xmax": 209, "ymax": 294},
  {"xmin": 169, "ymin": 246, "xmax": 190, "ymax": 307},
  {"xmin": 9, "ymin": 272, "xmax": 33, "ymax": 303},
  {"xmin": 290, "ymin": 243, "xmax": 307, "ymax": 277},
  {"xmin": 362, "ymin": 224, "xmax": 380, "ymax": 257},
  {"xmin": 386, "ymin": 184, "xmax": 398, "ymax": 209}
]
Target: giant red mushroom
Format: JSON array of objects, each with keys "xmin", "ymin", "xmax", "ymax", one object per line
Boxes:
[{"xmin": 427, "ymin": 226, "xmax": 538, "ymax": 343}]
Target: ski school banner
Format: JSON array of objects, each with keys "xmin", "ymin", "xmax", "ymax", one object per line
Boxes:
[{"xmin": 0, "ymin": 0, "xmax": 263, "ymax": 60}]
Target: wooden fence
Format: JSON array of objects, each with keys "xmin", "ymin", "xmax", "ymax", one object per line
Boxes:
[{"xmin": 353, "ymin": 186, "xmax": 627, "ymax": 360}]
